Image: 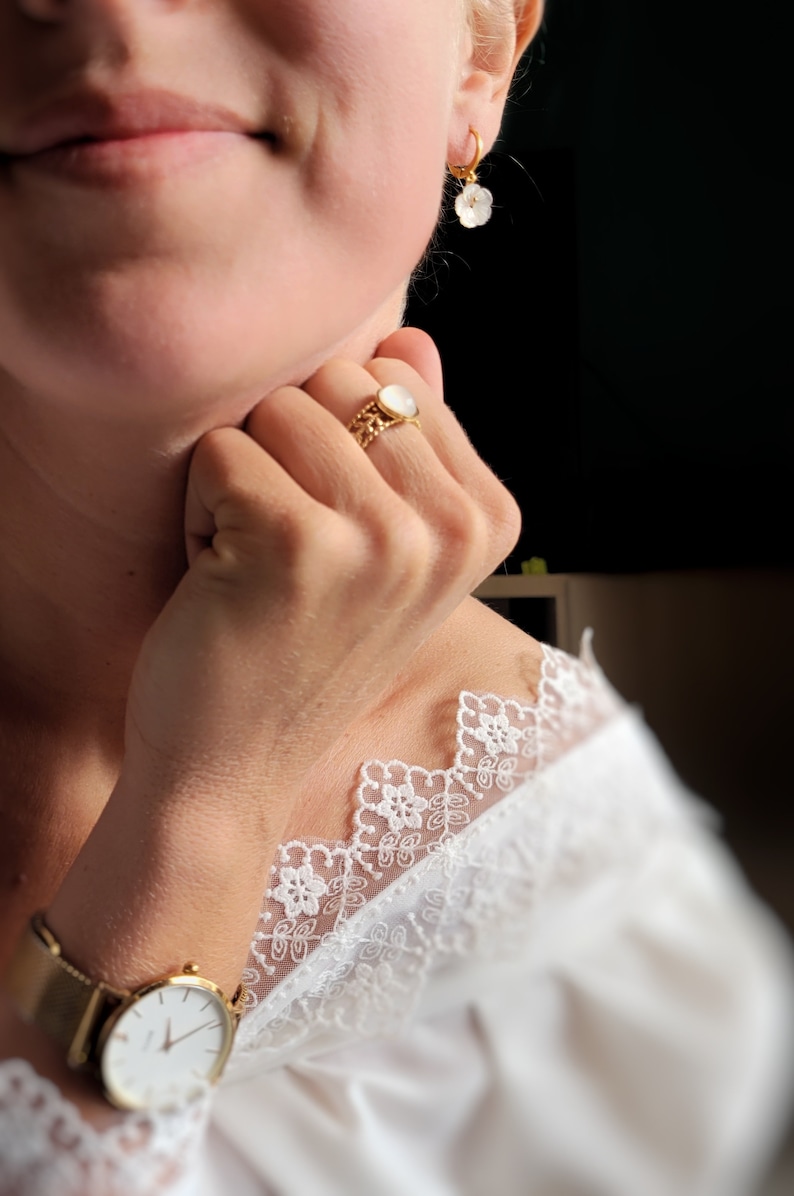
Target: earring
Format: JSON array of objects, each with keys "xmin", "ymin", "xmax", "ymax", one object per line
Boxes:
[{"xmin": 448, "ymin": 128, "xmax": 493, "ymax": 229}]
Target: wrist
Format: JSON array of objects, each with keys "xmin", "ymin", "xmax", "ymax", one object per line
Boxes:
[
  {"xmin": 3, "ymin": 914, "xmax": 247, "ymax": 1111},
  {"xmin": 46, "ymin": 773, "xmax": 278, "ymax": 996}
]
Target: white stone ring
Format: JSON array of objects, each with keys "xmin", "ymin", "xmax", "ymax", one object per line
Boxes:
[{"xmin": 347, "ymin": 384, "xmax": 422, "ymax": 451}]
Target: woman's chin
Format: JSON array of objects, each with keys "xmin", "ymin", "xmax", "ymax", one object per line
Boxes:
[
  {"xmin": 1, "ymin": 298, "xmax": 398, "ymax": 435},
  {"xmin": 1, "ymin": 255, "xmax": 410, "ymax": 431},
  {"xmin": 7, "ymin": 335, "xmax": 294, "ymax": 431}
]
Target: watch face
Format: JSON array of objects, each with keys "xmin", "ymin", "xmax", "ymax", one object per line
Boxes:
[{"xmin": 99, "ymin": 977, "xmax": 234, "ymax": 1111}]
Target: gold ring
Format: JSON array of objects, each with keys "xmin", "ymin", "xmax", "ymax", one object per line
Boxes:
[{"xmin": 347, "ymin": 385, "xmax": 421, "ymax": 450}]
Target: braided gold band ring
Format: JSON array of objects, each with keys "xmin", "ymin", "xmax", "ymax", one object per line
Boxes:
[{"xmin": 347, "ymin": 384, "xmax": 421, "ymax": 450}]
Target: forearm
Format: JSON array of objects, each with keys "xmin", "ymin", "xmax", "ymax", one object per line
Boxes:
[
  {"xmin": 0, "ymin": 779, "xmax": 277, "ymax": 1195},
  {"xmin": 46, "ymin": 770, "xmax": 285, "ymax": 997},
  {"xmin": 1, "ymin": 770, "xmax": 288, "ymax": 1134}
]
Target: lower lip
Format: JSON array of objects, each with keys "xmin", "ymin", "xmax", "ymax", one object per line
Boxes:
[{"xmin": 8, "ymin": 130, "xmax": 259, "ymax": 186}]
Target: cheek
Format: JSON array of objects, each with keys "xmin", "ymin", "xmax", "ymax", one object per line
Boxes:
[
  {"xmin": 0, "ymin": 141, "xmax": 443, "ymax": 415},
  {"xmin": 294, "ymin": 12, "xmax": 459, "ymax": 293}
]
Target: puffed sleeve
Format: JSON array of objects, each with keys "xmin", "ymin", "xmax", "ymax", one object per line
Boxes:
[{"xmin": 204, "ymin": 709, "xmax": 793, "ymax": 1196}]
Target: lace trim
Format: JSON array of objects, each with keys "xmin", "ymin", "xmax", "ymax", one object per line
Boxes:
[
  {"xmin": 231, "ymin": 706, "xmax": 691, "ymax": 1072},
  {"xmin": 241, "ymin": 639, "xmax": 622, "ymax": 1013},
  {"xmin": 0, "ymin": 1058, "xmax": 207, "ymax": 1195},
  {"xmin": 0, "ymin": 637, "xmax": 625, "ymax": 1188}
]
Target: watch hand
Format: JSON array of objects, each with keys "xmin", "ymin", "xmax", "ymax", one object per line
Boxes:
[
  {"xmin": 158, "ymin": 1016, "xmax": 173, "ymax": 1053},
  {"xmin": 164, "ymin": 1019, "xmax": 216, "ymax": 1051}
]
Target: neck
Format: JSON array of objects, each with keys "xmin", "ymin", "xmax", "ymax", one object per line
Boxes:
[
  {"xmin": 0, "ymin": 296, "xmax": 405, "ymax": 920},
  {"xmin": 0, "ymin": 397, "xmax": 202, "ymax": 919},
  {"xmin": 0, "ymin": 299, "xmax": 404, "ymax": 743}
]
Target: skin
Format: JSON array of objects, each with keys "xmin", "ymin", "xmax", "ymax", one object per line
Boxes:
[{"xmin": 0, "ymin": 0, "xmax": 542, "ymax": 1127}]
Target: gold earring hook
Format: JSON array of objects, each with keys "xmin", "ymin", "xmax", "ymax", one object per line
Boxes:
[{"xmin": 448, "ymin": 128, "xmax": 484, "ymax": 185}]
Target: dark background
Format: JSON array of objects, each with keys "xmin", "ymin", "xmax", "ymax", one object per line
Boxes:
[
  {"xmin": 404, "ymin": 0, "xmax": 794, "ymax": 854},
  {"xmin": 406, "ymin": 0, "xmax": 791, "ymax": 574},
  {"xmin": 406, "ymin": 7, "xmax": 794, "ymax": 1176}
]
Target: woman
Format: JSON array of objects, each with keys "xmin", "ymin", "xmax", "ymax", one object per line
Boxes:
[{"xmin": 0, "ymin": 1, "xmax": 790, "ymax": 1193}]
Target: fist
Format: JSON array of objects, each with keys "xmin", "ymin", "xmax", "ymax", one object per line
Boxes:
[{"xmin": 121, "ymin": 329, "xmax": 520, "ymax": 834}]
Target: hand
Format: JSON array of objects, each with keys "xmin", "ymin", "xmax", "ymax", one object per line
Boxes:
[
  {"xmin": 121, "ymin": 328, "xmax": 519, "ymax": 830},
  {"xmin": 48, "ymin": 328, "xmax": 520, "ymax": 989}
]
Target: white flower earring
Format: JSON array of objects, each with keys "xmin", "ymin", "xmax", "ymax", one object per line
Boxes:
[{"xmin": 448, "ymin": 128, "xmax": 493, "ymax": 229}]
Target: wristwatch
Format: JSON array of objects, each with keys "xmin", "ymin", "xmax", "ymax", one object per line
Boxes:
[{"xmin": 3, "ymin": 913, "xmax": 246, "ymax": 1112}]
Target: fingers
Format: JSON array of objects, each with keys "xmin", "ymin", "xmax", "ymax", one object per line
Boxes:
[
  {"xmin": 238, "ymin": 381, "xmax": 406, "ymax": 517},
  {"xmin": 264, "ymin": 358, "xmax": 438, "ymax": 503},
  {"xmin": 250, "ymin": 367, "xmax": 484, "ymax": 582},
  {"xmin": 374, "ymin": 327, "xmax": 445, "ymax": 400},
  {"xmin": 185, "ymin": 424, "xmax": 332, "ymax": 571},
  {"xmin": 235, "ymin": 329, "xmax": 519, "ymax": 584},
  {"xmin": 302, "ymin": 329, "xmax": 492, "ymax": 497},
  {"xmin": 248, "ymin": 342, "xmax": 457, "ymax": 497}
]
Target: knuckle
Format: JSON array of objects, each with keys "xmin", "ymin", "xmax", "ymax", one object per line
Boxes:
[
  {"xmin": 486, "ymin": 482, "xmax": 522, "ymax": 560},
  {"xmin": 373, "ymin": 508, "xmax": 432, "ymax": 598},
  {"xmin": 428, "ymin": 475, "xmax": 521, "ymax": 586},
  {"xmin": 288, "ymin": 511, "xmax": 353, "ymax": 570},
  {"xmin": 460, "ymin": 467, "xmax": 522, "ymax": 567},
  {"xmin": 399, "ymin": 516, "xmax": 434, "ymax": 578},
  {"xmin": 433, "ymin": 487, "xmax": 485, "ymax": 559}
]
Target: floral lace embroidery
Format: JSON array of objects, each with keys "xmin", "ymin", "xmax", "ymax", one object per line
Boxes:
[
  {"xmin": 0, "ymin": 1058, "xmax": 208, "ymax": 1195},
  {"xmin": 231, "ymin": 687, "xmax": 693, "ymax": 1071},
  {"xmin": 240, "ymin": 640, "xmax": 623, "ymax": 1013}
]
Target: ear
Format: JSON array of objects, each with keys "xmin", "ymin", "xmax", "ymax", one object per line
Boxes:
[{"xmin": 448, "ymin": 0, "xmax": 544, "ymax": 164}]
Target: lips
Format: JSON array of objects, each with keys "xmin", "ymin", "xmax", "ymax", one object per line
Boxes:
[
  {"xmin": 1, "ymin": 87, "xmax": 273, "ymax": 158},
  {"xmin": 0, "ymin": 87, "xmax": 275, "ymax": 187}
]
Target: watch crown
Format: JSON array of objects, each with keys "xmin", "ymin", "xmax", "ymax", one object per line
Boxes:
[{"xmin": 182, "ymin": 962, "xmax": 200, "ymax": 974}]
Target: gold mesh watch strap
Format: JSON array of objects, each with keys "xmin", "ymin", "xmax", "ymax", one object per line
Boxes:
[{"xmin": 4, "ymin": 914, "xmax": 122, "ymax": 1067}]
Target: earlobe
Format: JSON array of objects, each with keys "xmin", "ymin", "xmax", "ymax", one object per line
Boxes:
[{"xmin": 447, "ymin": 69, "xmax": 505, "ymax": 165}]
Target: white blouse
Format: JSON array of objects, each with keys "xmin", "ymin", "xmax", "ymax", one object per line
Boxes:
[{"xmin": 1, "ymin": 636, "xmax": 792, "ymax": 1195}]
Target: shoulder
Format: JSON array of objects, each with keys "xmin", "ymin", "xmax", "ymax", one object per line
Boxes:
[
  {"xmin": 395, "ymin": 597, "xmax": 619, "ymax": 744},
  {"xmin": 405, "ymin": 596, "xmax": 547, "ymax": 721}
]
